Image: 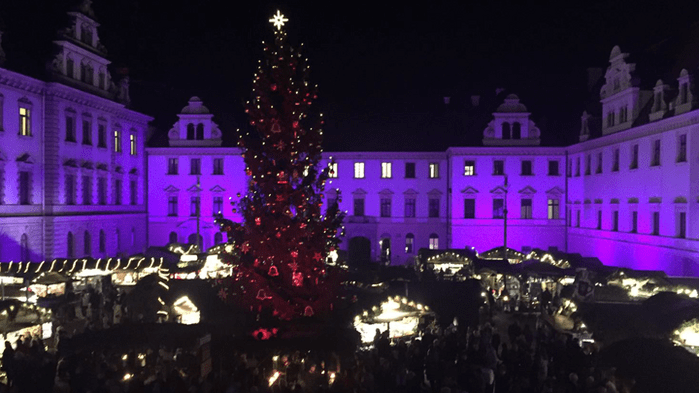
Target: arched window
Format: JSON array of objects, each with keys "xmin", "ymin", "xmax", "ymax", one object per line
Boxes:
[
  {"xmin": 99, "ymin": 230, "xmax": 106, "ymax": 253},
  {"xmin": 512, "ymin": 122, "xmax": 521, "ymax": 139},
  {"xmin": 67, "ymin": 232, "xmax": 75, "ymax": 258},
  {"xmin": 214, "ymin": 232, "xmax": 223, "ymax": 245},
  {"xmin": 186, "ymin": 123, "xmax": 195, "ymax": 140},
  {"xmin": 429, "ymin": 233, "xmax": 439, "ymax": 250},
  {"xmin": 502, "ymin": 122, "xmax": 511, "ymax": 139},
  {"xmin": 196, "ymin": 124, "xmax": 204, "ymax": 140},
  {"xmin": 169, "ymin": 231, "xmax": 178, "ymax": 244},
  {"xmin": 188, "ymin": 233, "xmax": 204, "ymax": 250},
  {"xmin": 405, "ymin": 233, "xmax": 414, "ymax": 254},
  {"xmin": 380, "ymin": 236, "xmax": 391, "ymax": 265},
  {"xmin": 20, "ymin": 234, "xmax": 29, "ymax": 261},
  {"xmin": 84, "ymin": 231, "xmax": 91, "ymax": 256}
]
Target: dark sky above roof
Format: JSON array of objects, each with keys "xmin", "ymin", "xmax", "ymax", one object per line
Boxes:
[{"xmin": 3, "ymin": 0, "xmax": 699, "ymax": 150}]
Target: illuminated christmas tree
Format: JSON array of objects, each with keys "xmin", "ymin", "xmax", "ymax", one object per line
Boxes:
[{"xmin": 217, "ymin": 11, "xmax": 344, "ymax": 322}]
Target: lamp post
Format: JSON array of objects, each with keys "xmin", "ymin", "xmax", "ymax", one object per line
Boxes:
[
  {"xmin": 196, "ymin": 175, "xmax": 201, "ymax": 252},
  {"xmin": 503, "ymin": 174, "xmax": 508, "ymax": 261}
]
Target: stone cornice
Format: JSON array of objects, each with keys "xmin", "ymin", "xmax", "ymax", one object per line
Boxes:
[
  {"xmin": 46, "ymin": 83, "xmax": 152, "ymax": 124},
  {"xmin": 0, "ymin": 69, "xmax": 45, "ymax": 95}
]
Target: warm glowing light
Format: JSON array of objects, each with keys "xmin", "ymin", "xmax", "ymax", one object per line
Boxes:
[
  {"xmin": 269, "ymin": 371, "xmax": 281, "ymax": 386},
  {"xmin": 269, "ymin": 11, "xmax": 288, "ymax": 30}
]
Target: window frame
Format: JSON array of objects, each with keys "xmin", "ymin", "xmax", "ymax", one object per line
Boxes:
[
  {"xmin": 464, "ymin": 160, "xmax": 476, "ymax": 176},
  {"xmin": 464, "ymin": 198, "xmax": 475, "ymax": 219},
  {"xmin": 354, "ymin": 162, "xmax": 365, "ymax": 179},
  {"xmin": 521, "ymin": 198, "xmax": 533, "ymax": 219},
  {"xmin": 168, "ymin": 195, "xmax": 178, "ymax": 216},
  {"xmin": 381, "ymin": 162, "xmax": 392, "ymax": 179},
  {"xmin": 405, "ymin": 162, "xmax": 416, "ymax": 178},
  {"xmin": 429, "ymin": 163, "xmax": 439, "ymax": 179}
]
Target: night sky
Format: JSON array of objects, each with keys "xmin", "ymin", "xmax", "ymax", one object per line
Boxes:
[{"xmin": 3, "ymin": 0, "xmax": 699, "ymax": 151}]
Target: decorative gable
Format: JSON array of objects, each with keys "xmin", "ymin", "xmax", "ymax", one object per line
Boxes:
[
  {"xmin": 16, "ymin": 153, "xmax": 34, "ymax": 164},
  {"xmin": 490, "ymin": 186, "xmax": 507, "ymax": 195},
  {"xmin": 209, "ymin": 185, "xmax": 226, "ymax": 193},
  {"xmin": 518, "ymin": 186, "xmax": 537, "ymax": 195},
  {"xmin": 187, "ymin": 184, "xmax": 202, "ymax": 192},
  {"xmin": 427, "ymin": 188, "xmax": 443, "ymax": 197},
  {"xmin": 461, "ymin": 186, "xmax": 479, "ymax": 195},
  {"xmin": 546, "ymin": 186, "xmax": 564, "ymax": 196},
  {"xmin": 352, "ymin": 188, "xmax": 367, "ymax": 196},
  {"xmin": 164, "ymin": 185, "xmax": 180, "ymax": 193}
]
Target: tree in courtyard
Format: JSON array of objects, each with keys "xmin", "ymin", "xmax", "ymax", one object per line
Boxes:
[{"xmin": 216, "ymin": 11, "xmax": 344, "ymax": 322}]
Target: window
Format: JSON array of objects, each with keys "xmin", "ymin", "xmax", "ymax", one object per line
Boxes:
[
  {"xmin": 196, "ymin": 124, "xmax": 204, "ymax": 140},
  {"xmin": 429, "ymin": 163, "xmax": 439, "ymax": 178},
  {"xmin": 619, "ymin": 106, "xmax": 628, "ymax": 123},
  {"xmin": 328, "ymin": 162, "xmax": 338, "ymax": 178},
  {"xmin": 678, "ymin": 212, "xmax": 687, "ymax": 238},
  {"xmin": 81, "ymin": 63, "xmax": 93, "ymax": 84},
  {"xmin": 19, "ymin": 107, "xmax": 31, "ymax": 136},
  {"xmin": 190, "ymin": 158, "xmax": 201, "ymax": 175},
  {"xmin": 652, "ymin": 212, "xmax": 660, "ymax": 235},
  {"xmin": 113, "ymin": 130, "xmax": 121, "ymax": 152},
  {"xmin": 502, "ymin": 122, "xmax": 511, "ymax": 139},
  {"xmin": 429, "ymin": 198, "xmax": 439, "ymax": 218},
  {"xmin": 597, "ymin": 210, "xmax": 602, "ymax": 230},
  {"xmin": 130, "ymin": 180, "xmax": 137, "ymax": 205},
  {"xmin": 98, "ymin": 72, "xmax": 105, "ymax": 90},
  {"xmin": 169, "ymin": 232, "xmax": 178, "ymax": 244},
  {"xmin": 65, "ymin": 115, "xmax": 76, "ymax": 142},
  {"xmin": 612, "ymin": 211, "xmax": 619, "ymax": 231},
  {"xmin": 114, "ymin": 179, "xmax": 122, "ymax": 205},
  {"xmin": 187, "ymin": 124, "xmax": 195, "ymax": 140},
  {"xmin": 19, "ymin": 171, "xmax": 31, "ymax": 205},
  {"xmin": 213, "ymin": 158, "xmax": 224, "ymax": 175},
  {"xmin": 575, "ymin": 157, "xmax": 580, "ymax": 177},
  {"xmin": 99, "ymin": 230, "xmax": 106, "ymax": 253},
  {"xmin": 66, "ymin": 58, "xmax": 74, "ymax": 78},
  {"xmin": 428, "ymin": 234, "xmax": 439, "ymax": 250},
  {"xmin": 493, "ymin": 199, "xmax": 504, "ymax": 218},
  {"xmin": 464, "ymin": 160, "xmax": 476, "ymax": 176},
  {"xmin": 98, "ymin": 124, "xmax": 107, "ymax": 148},
  {"xmin": 521, "ymin": 199, "xmax": 532, "ymax": 219},
  {"xmin": 213, "ymin": 196, "xmax": 223, "ymax": 215},
  {"xmin": 630, "ymin": 144, "xmax": 638, "ymax": 169},
  {"xmin": 130, "ymin": 134, "xmax": 137, "ymax": 155},
  {"xmin": 381, "ymin": 162, "xmax": 392, "ymax": 178},
  {"xmin": 354, "ymin": 162, "xmax": 365, "ymax": 178},
  {"xmin": 606, "ymin": 112, "xmax": 614, "ymax": 127},
  {"xmin": 651, "ymin": 140, "xmax": 661, "ymax": 166},
  {"xmin": 585, "ymin": 155, "xmax": 591, "ymax": 175},
  {"xmin": 405, "ymin": 233, "xmax": 414, "ymax": 253},
  {"xmin": 190, "ymin": 196, "xmax": 200, "ymax": 216},
  {"xmin": 678, "ymin": 134, "xmax": 687, "ymax": 162},
  {"xmin": 596, "ymin": 152, "xmax": 602, "ymax": 174},
  {"xmin": 98, "ymin": 177, "xmax": 106, "ymax": 205},
  {"xmin": 493, "ymin": 160, "xmax": 504, "ymax": 175},
  {"xmin": 81, "ymin": 176, "xmax": 92, "ymax": 205},
  {"xmin": 82, "ymin": 119, "xmax": 91, "ymax": 145},
  {"xmin": 512, "ymin": 122, "xmax": 521, "ymax": 139},
  {"xmin": 612, "ymin": 148, "xmax": 619, "ymax": 172},
  {"xmin": 81, "ymin": 26, "xmax": 93, "ymax": 45},
  {"xmin": 84, "ymin": 231, "xmax": 91, "ymax": 256},
  {"xmin": 168, "ymin": 158, "xmax": 178, "ymax": 175},
  {"xmin": 20, "ymin": 234, "xmax": 28, "ymax": 261},
  {"xmin": 65, "ymin": 174, "xmax": 76, "ymax": 205},
  {"xmin": 547, "ymin": 199, "xmax": 559, "ymax": 219},
  {"xmin": 380, "ymin": 198, "xmax": 391, "ymax": 218},
  {"xmin": 405, "ymin": 162, "xmax": 415, "ymax": 178},
  {"xmin": 631, "ymin": 211, "xmax": 638, "ymax": 233},
  {"xmin": 548, "ymin": 160, "xmax": 559, "ymax": 176},
  {"xmin": 67, "ymin": 232, "xmax": 74, "ymax": 259},
  {"xmin": 404, "ymin": 197, "xmax": 416, "ymax": 218},
  {"xmin": 353, "ymin": 198, "xmax": 364, "ymax": 216},
  {"xmin": 168, "ymin": 196, "xmax": 178, "ymax": 216},
  {"xmin": 576, "ymin": 210, "xmax": 580, "ymax": 227},
  {"xmin": 521, "ymin": 160, "xmax": 532, "ymax": 176},
  {"xmin": 464, "ymin": 199, "xmax": 475, "ymax": 218}
]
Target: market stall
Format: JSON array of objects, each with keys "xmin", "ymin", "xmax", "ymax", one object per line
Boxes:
[{"xmin": 354, "ymin": 296, "xmax": 434, "ymax": 344}]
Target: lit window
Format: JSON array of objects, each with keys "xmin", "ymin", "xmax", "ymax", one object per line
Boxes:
[
  {"xmin": 130, "ymin": 134, "xmax": 137, "ymax": 155},
  {"xmin": 113, "ymin": 130, "xmax": 122, "ymax": 152},
  {"xmin": 405, "ymin": 233, "xmax": 414, "ymax": 253},
  {"xmin": 381, "ymin": 162, "xmax": 392, "ymax": 178},
  {"xmin": 328, "ymin": 162, "xmax": 338, "ymax": 178},
  {"xmin": 464, "ymin": 160, "xmax": 475, "ymax": 176},
  {"xmin": 428, "ymin": 234, "xmax": 439, "ymax": 250},
  {"xmin": 521, "ymin": 199, "xmax": 532, "ymax": 219},
  {"xmin": 547, "ymin": 199, "xmax": 559, "ymax": 219},
  {"xmin": 354, "ymin": 162, "xmax": 364, "ymax": 179},
  {"xmin": 429, "ymin": 163, "xmax": 439, "ymax": 178},
  {"xmin": 19, "ymin": 107, "xmax": 31, "ymax": 136}
]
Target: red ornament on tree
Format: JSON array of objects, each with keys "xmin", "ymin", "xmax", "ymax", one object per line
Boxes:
[
  {"xmin": 304, "ymin": 306, "xmax": 314, "ymax": 317},
  {"xmin": 271, "ymin": 121, "xmax": 281, "ymax": 133},
  {"xmin": 292, "ymin": 271, "xmax": 303, "ymax": 287},
  {"xmin": 268, "ymin": 265, "xmax": 279, "ymax": 276}
]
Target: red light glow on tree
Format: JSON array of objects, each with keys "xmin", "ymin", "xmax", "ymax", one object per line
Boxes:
[{"xmin": 216, "ymin": 12, "xmax": 345, "ymax": 321}]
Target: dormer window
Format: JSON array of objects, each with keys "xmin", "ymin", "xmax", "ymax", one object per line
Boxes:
[
  {"xmin": 81, "ymin": 62, "xmax": 93, "ymax": 85},
  {"xmin": 512, "ymin": 122, "xmax": 521, "ymax": 139},
  {"xmin": 81, "ymin": 25, "xmax": 93, "ymax": 46},
  {"xmin": 606, "ymin": 112, "xmax": 614, "ymax": 127},
  {"xmin": 618, "ymin": 106, "xmax": 628, "ymax": 123},
  {"xmin": 502, "ymin": 122, "xmax": 511, "ymax": 139},
  {"xmin": 186, "ymin": 123, "xmax": 195, "ymax": 140},
  {"xmin": 196, "ymin": 124, "xmax": 204, "ymax": 140}
]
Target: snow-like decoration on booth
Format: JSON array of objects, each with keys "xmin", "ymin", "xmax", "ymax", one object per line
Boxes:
[{"xmin": 354, "ymin": 296, "xmax": 433, "ymax": 344}]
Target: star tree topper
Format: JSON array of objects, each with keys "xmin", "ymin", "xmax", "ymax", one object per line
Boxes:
[{"xmin": 269, "ymin": 10, "xmax": 289, "ymax": 31}]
